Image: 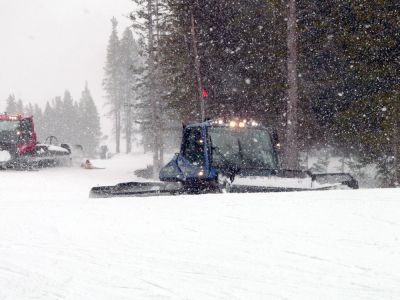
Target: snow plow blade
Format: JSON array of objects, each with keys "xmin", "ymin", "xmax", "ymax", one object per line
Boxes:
[
  {"xmin": 310, "ymin": 173, "xmax": 359, "ymax": 189},
  {"xmin": 89, "ymin": 182, "xmax": 184, "ymax": 198},
  {"xmin": 89, "ymin": 172, "xmax": 358, "ymax": 198},
  {"xmin": 230, "ymin": 171, "xmax": 359, "ymax": 193}
]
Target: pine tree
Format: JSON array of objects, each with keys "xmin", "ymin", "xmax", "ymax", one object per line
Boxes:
[
  {"xmin": 336, "ymin": 90, "xmax": 400, "ymax": 187},
  {"xmin": 16, "ymin": 99, "xmax": 24, "ymax": 113},
  {"xmin": 25, "ymin": 103, "xmax": 35, "ymax": 116},
  {"xmin": 5, "ymin": 94, "xmax": 18, "ymax": 113},
  {"xmin": 125, "ymin": 0, "xmax": 399, "ymax": 186},
  {"xmin": 33, "ymin": 104, "xmax": 44, "ymax": 141},
  {"xmin": 120, "ymin": 27, "xmax": 140, "ymax": 153},
  {"xmin": 42, "ymin": 101, "xmax": 55, "ymax": 141},
  {"xmin": 131, "ymin": 0, "xmax": 167, "ymax": 176},
  {"xmin": 103, "ymin": 17, "xmax": 122, "ymax": 153},
  {"xmin": 78, "ymin": 83, "xmax": 101, "ymax": 157},
  {"xmin": 61, "ymin": 90, "xmax": 78, "ymax": 143},
  {"xmin": 51, "ymin": 96, "xmax": 64, "ymax": 142},
  {"xmin": 329, "ymin": 1, "xmax": 400, "ymax": 186},
  {"xmin": 133, "ymin": 0, "xmax": 288, "ymax": 127}
]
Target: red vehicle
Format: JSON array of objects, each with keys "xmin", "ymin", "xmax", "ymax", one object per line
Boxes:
[{"xmin": 0, "ymin": 114, "xmax": 71, "ymax": 169}]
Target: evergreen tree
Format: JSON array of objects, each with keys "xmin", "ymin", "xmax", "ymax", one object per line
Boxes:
[
  {"xmin": 329, "ymin": 1, "xmax": 400, "ymax": 186},
  {"xmin": 5, "ymin": 94, "xmax": 18, "ymax": 113},
  {"xmin": 33, "ymin": 104, "xmax": 43, "ymax": 118},
  {"xmin": 78, "ymin": 83, "xmax": 101, "ymax": 157},
  {"xmin": 103, "ymin": 17, "xmax": 122, "ymax": 153},
  {"xmin": 42, "ymin": 101, "xmax": 55, "ymax": 141},
  {"xmin": 33, "ymin": 104, "xmax": 44, "ymax": 141},
  {"xmin": 61, "ymin": 90, "xmax": 78, "ymax": 143},
  {"xmin": 51, "ymin": 96, "xmax": 63, "ymax": 141},
  {"xmin": 155, "ymin": 0, "xmax": 287, "ymax": 125},
  {"xmin": 124, "ymin": 0, "xmax": 399, "ymax": 185},
  {"xmin": 16, "ymin": 99, "xmax": 24, "ymax": 113},
  {"xmin": 336, "ymin": 90, "xmax": 400, "ymax": 186},
  {"xmin": 120, "ymin": 27, "xmax": 140, "ymax": 153},
  {"xmin": 25, "ymin": 103, "xmax": 35, "ymax": 116},
  {"xmin": 131, "ymin": 0, "xmax": 168, "ymax": 175}
]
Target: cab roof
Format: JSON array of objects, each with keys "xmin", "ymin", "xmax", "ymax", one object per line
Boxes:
[
  {"xmin": 185, "ymin": 119, "xmax": 269, "ymax": 130},
  {"xmin": 0, "ymin": 114, "xmax": 32, "ymax": 121}
]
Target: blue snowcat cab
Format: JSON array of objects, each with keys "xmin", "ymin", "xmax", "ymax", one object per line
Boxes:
[{"xmin": 159, "ymin": 119, "xmax": 281, "ymax": 191}]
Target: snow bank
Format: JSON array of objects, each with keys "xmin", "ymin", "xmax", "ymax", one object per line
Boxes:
[
  {"xmin": 1, "ymin": 153, "xmax": 399, "ymax": 299},
  {"xmin": 0, "ymin": 150, "xmax": 11, "ymax": 162}
]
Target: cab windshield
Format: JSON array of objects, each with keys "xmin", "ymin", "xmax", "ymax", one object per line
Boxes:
[
  {"xmin": 0, "ymin": 120, "xmax": 19, "ymax": 131},
  {"xmin": 0, "ymin": 120, "xmax": 20, "ymax": 143},
  {"xmin": 209, "ymin": 127, "xmax": 277, "ymax": 170}
]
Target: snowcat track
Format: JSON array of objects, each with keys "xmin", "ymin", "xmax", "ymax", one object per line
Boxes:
[{"xmin": 89, "ymin": 182, "xmax": 184, "ymax": 198}]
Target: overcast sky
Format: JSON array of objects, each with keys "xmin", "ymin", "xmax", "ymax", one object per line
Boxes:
[{"xmin": 0, "ymin": 0, "xmax": 134, "ymax": 135}]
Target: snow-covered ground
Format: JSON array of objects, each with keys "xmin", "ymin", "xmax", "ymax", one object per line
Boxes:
[{"xmin": 1, "ymin": 154, "xmax": 400, "ymax": 299}]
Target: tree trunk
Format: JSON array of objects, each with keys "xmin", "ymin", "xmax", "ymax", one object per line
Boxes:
[
  {"xmin": 126, "ymin": 103, "xmax": 132, "ymax": 153},
  {"xmin": 115, "ymin": 109, "xmax": 120, "ymax": 153},
  {"xmin": 284, "ymin": 0, "xmax": 299, "ymax": 169},
  {"xmin": 155, "ymin": 0, "xmax": 164, "ymax": 168},
  {"xmin": 392, "ymin": 112, "xmax": 399, "ymax": 187},
  {"xmin": 148, "ymin": 0, "xmax": 160, "ymax": 178},
  {"xmin": 191, "ymin": 10, "xmax": 205, "ymax": 122}
]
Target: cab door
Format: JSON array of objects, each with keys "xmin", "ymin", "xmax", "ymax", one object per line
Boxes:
[
  {"xmin": 177, "ymin": 126, "xmax": 207, "ymax": 179},
  {"xmin": 17, "ymin": 118, "xmax": 36, "ymax": 154}
]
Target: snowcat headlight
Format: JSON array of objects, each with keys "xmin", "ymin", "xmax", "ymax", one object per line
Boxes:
[
  {"xmin": 217, "ymin": 119, "xmax": 224, "ymax": 125},
  {"xmin": 229, "ymin": 121, "xmax": 237, "ymax": 128},
  {"xmin": 239, "ymin": 122, "xmax": 245, "ymax": 128}
]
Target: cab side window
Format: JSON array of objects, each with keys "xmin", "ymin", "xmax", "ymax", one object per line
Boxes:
[
  {"xmin": 182, "ymin": 127, "xmax": 204, "ymax": 165},
  {"xmin": 20, "ymin": 119, "xmax": 33, "ymax": 141}
]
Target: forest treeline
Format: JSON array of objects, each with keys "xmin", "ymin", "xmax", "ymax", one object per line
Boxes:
[
  {"xmin": 4, "ymin": 1, "xmax": 394, "ymax": 185},
  {"xmin": 102, "ymin": 0, "xmax": 398, "ymax": 186},
  {"xmin": 3, "ymin": 84, "xmax": 101, "ymax": 156}
]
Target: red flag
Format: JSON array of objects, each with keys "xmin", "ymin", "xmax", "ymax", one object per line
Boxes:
[{"xmin": 202, "ymin": 88, "xmax": 208, "ymax": 97}]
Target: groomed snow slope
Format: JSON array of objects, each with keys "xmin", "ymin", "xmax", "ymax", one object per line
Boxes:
[{"xmin": 1, "ymin": 154, "xmax": 400, "ymax": 299}]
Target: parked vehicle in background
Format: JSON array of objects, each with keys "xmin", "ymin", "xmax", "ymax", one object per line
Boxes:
[{"xmin": 0, "ymin": 114, "xmax": 72, "ymax": 169}]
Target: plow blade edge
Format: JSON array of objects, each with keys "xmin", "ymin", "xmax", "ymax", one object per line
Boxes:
[{"xmin": 89, "ymin": 182, "xmax": 183, "ymax": 198}]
